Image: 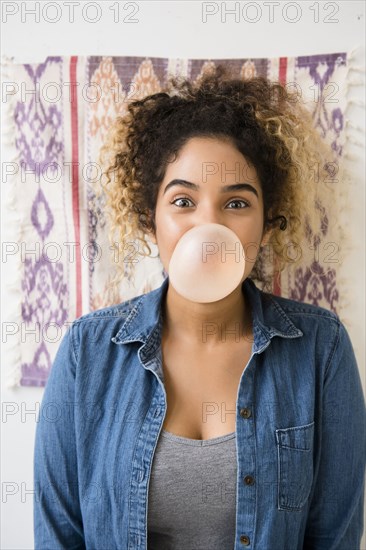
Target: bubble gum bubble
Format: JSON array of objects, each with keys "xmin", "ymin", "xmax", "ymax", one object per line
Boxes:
[{"xmin": 168, "ymin": 223, "xmax": 246, "ymax": 303}]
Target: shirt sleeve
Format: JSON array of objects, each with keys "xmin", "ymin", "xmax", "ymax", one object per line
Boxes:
[
  {"xmin": 33, "ymin": 323, "xmax": 85, "ymax": 549},
  {"xmin": 303, "ymin": 320, "xmax": 366, "ymax": 549}
]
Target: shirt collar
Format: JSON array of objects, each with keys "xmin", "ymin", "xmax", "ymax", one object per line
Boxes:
[{"xmin": 111, "ymin": 275, "xmax": 303, "ymax": 354}]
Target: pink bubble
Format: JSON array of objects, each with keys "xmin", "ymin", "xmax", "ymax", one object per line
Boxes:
[{"xmin": 168, "ymin": 223, "xmax": 246, "ymax": 303}]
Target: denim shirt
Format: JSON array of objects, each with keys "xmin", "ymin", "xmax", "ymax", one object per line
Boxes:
[{"xmin": 34, "ymin": 275, "xmax": 366, "ymax": 550}]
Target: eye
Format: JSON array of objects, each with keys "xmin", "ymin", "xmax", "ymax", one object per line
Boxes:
[
  {"xmin": 227, "ymin": 199, "xmax": 250, "ymax": 209},
  {"xmin": 170, "ymin": 196, "xmax": 193, "ymax": 208},
  {"xmin": 170, "ymin": 196, "xmax": 251, "ymax": 209}
]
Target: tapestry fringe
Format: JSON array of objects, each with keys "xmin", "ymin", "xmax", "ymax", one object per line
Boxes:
[{"xmin": 1, "ymin": 58, "xmax": 23, "ymax": 387}]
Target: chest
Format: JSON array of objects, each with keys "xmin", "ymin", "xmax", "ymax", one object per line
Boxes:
[{"xmin": 161, "ymin": 337, "xmax": 253, "ymax": 440}]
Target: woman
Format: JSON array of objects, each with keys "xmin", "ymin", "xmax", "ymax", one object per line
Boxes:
[{"xmin": 34, "ymin": 65, "xmax": 366, "ymax": 549}]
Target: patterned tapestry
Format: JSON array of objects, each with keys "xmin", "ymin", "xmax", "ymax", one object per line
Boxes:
[{"xmin": 1, "ymin": 51, "xmax": 363, "ymax": 387}]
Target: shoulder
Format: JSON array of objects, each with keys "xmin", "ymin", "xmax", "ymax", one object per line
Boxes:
[
  {"xmin": 268, "ymin": 292, "xmax": 339, "ymax": 324},
  {"xmin": 65, "ymin": 291, "xmax": 149, "ymax": 354},
  {"xmin": 258, "ymin": 291, "xmax": 358, "ymax": 377},
  {"xmin": 71, "ymin": 292, "xmax": 145, "ymax": 327},
  {"xmin": 256, "ymin": 285, "xmax": 346, "ymax": 344},
  {"xmin": 247, "ymin": 278, "xmax": 340, "ymax": 329},
  {"xmin": 264, "ymin": 292, "xmax": 354, "ymax": 358}
]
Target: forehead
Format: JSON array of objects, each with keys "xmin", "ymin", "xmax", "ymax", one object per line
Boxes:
[
  {"xmin": 162, "ymin": 135, "xmax": 259, "ymax": 187},
  {"xmin": 172, "ymin": 135, "xmax": 247, "ymax": 160}
]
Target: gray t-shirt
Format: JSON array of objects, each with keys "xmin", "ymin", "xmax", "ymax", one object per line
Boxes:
[{"xmin": 147, "ymin": 428, "xmax": 237, "ymax": 549}]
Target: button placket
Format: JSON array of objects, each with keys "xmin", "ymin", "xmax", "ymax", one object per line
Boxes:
[{"xmin": 237, "ymin": 359, "xmax": 255, "ymax": 550}]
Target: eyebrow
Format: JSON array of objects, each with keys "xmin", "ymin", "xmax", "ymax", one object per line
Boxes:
[{"xmin": 163, "ymin": 179, "xmax": 259, "ymax": 197}]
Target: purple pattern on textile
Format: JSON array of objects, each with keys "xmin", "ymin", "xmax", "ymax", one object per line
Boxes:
[
  {"xmin": 17, "ymin": 57, "xmax": 69, "ymax": 386},
  {"xmin": 15, "ymin": 58, "xmax": 63, "ymax": 178},
  {"xmin": 21, "ymin": 342, "xmax": 52, "ymax": 387},
  {"xmin": 297, "ymin": 53, "xmax": 346, "ymax": 153},
  {"xmin": 31, "ymin": 188, "xmax": 54, "ymax": 240},
  {"xmin": 21, "ymin": 256, "xmax": 67, "ymax": 326},
  {"xmin": 289, "ymin": 264, "xmax": 339, "ymax": 313},
  {"xmin": 289, "ymin": 53, "xmax": 346, "ymax": 311}
]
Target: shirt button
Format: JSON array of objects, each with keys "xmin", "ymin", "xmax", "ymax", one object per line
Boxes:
[
  {"xmin": 244, "ymin": 475, "xmax": 255, "ymax": 485},
  {"xmin": 240, "ymin": 534, "xmax": 250, "ymax": 545},
  {"xmin": 240, "ymin": 407, "xmax": 252, "ymax": 419}
]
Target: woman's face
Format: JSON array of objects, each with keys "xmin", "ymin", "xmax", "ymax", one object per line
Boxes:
[{"xmin": 148, "ymin": 136, "xmax": 270, "ymax": 283}]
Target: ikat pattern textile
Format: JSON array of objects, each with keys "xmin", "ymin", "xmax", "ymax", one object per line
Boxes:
[{"xmin": 1, "ymin": 52, "xmax": 360, "ymax": 386}]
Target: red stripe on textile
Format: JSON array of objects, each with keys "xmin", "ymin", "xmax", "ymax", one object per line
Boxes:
[
  {"xmin": 70, "ymin": 56, "xmax": 82, "ymax": 317},
  {"xmin": 279, "ymin": 57, "xmax": 288, "ymax": 85},
  {"xmin": 273, "ymin": 57, "xmax": 288, "ymax": 296}
]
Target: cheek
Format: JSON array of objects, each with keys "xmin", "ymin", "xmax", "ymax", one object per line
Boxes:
[
  {"xmin": 239, "ymin": 227, "xmax": 265, "ymax": 265},
  {"xmin": 243, "ymin": 242, "xmax": 261, "ymax": 265},
  {"xmin": 155, "ymin": 207, "xmax": 191, "ymax": 245},
  {"xmin": 155, "ymin": 220, "xmax": 184, "ymax": 264},
  {"xmin": 237, "ymin": 216, "xmax": 265, "ymax": 243}
]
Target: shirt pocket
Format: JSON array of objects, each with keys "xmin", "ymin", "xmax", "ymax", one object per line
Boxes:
[{"xmin": 275, "ymin": 421, "xmax": 315, "ymax": 511}]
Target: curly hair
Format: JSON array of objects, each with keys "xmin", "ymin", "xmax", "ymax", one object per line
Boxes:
[{"xmin": 97, "ymin": 63, "xmax": 341, "ymax": 292}]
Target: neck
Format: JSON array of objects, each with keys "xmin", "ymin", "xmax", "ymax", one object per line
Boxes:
[{"xmin": 162, "ymin": 278, "xmax": 252, "ymax": 348}]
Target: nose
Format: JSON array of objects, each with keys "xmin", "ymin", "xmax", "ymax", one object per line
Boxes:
[{"xmin": 194, "ymin": 203, "xmax": 224, "ymax": 227}]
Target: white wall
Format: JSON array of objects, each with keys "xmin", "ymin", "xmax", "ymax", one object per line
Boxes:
[{"xmin": 1, "ymin": 1, "xmax": 365, "ymax": 548}]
